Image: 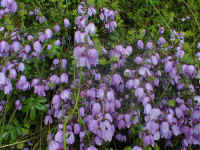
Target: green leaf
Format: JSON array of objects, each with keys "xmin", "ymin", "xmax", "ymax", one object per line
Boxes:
[
  {"xmin": 168, "ymin": 100, "xmax": 176, "ymax": 107},
  {"xmin": 87, "ymin": 0, "xmax": 95, "ymax": 5},
  {"xmin": 30, "ymin": 108, "xmax": 36, "ymax": 120}
]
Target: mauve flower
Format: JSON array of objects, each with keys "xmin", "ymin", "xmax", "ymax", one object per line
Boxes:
[
  {"xmin": 11, "ymin": 41, "xmax": 21, "ymax": 52},
  {"xmin": 133, "ymin": 79, "xmax": 140, "ymax": 88},
  {"xmin": 132, "ymin": 146, "xmax": 142, "ymax": 150},
  {"xmin": 88, "ymin": 7, "xmax": 96, "ymax": 17},
  {"xmin": 0, "ymin": 72, "xmax": 6, "ymax": 85},
  {"xmin": 92, "ymin": 103, "xmax": 101, "ymax": 115},
  {"xmin": 134, "ymin": 56, "xmax": 143, "ymax": 64},
  {"xmin": 95, "ymin": 136, "xmax": 102, "ymax": 146},
  {"xmin": 75, "ymin": 31, "xmax": 86, "ymax": 43},
  {"xmin": 157, "ymin": 37, "xmax": 166, "ymax": 45},
  {"xmin": 60, "ymin": 89, "xmax": 71, "ymax": 101},
  {"xmin": 74, "ymin": 123, "xmax": 81, "ymax": 134},
  {"xmin": 86, "ymin": 22, "xmax": 96, "ymax": 34},
  {"xmin": 49, "ymin": 75, "xmax": 60, "ymax": 84},
  {"xmin": 18, "ymin": 62, "xmax": 25, "ymax": 72},
  {"xmin": 125, "ymin": 46, "xmax": 133, "ymax": 56},
  {"xmin": 0, "ymin": 40, "xmax": 9, "ymax": 52},
  {"xmin": 66, "ymin": 132, "xmax": 75, "ymax": 144},
  {"xmin": 9, "ymin": 69, "xmax": 17, "ymax": 79},
  {"xmin": 150, "ymin": 108, "xmax": 161, "ymax": 120},
  {"xmin": 176, "ymin": 50, "xmax": 184, "ymax": 58},
  {"xmin": 135, "ymin": 88, "xmax": 145, "ymax": 99},
  {"xmin": 64, "ymin": 18, "xmax": 70, "ymax": 28},
  {"xmin": 4, "ymin": 82, "xmax": 12, "ymax": 95},
  {"xmin": 53, "ymin": 24, "xmax": 60, "ymax": 33},
  {"xmin": 160, "ymin": 122, "xmax": 170, "ymax": 139},
  {"xmin": 44, "ymin": 115, "xmax": 53, "ymax": 125},
  {"xmin": 45, "ymin": 28, "xmax": 53, "ymax": 39},
  {"xmin": 15, "ymin": 100, "xmax": 22, "ymax": 110},
  {"xmin": 61, "ymin": 59, "xmax": 67, "ymax": 69},
  {"xmin": 27, "ymin": 35, "xmax": 34, "ymax": 41},
  {"xmin": 48, "ymin": 140, "xmax": 62, "ymax": 150},
  {"xmin": 33, "ymin": 41, "xmax": 42, "ymax": 53},
  {"xmin": 144, "ymin": 135, "xmax": 154, "ymax": 146},
  {"xmin": 146, "ymin": 41, "xmax": 153, "ymax": 50},
  {"xmin": 54, "ymin": 130, "xmax": 63, "ymax": 143},
  {"xmin": 60, "ymin": 73, "xmax": 68, "ymax": 83},
  {"xmin": 108, "ymin": 21, "xmax": 117, "ymax": 32},
  {"xmin": 78, "ymin": 3, "xmax": 86, "ymax": 14},
  {"xmin": 16, "ymin": 75, "xmax": 30, "ymax": 91},
  {"xmin": 24, "ymin": 44, "xmax": 31, "ymax": 53},
  {"xmin": 197, "ymin": 42, "xmax": 200, "ymax": 49},
  {"xmin": 88, "ymin": 48, "xmax": 99, "ymax": 66},
  {"xmin": 137, "ymin": 40, "xmax": 144, "ymax": 49},
  {"xmin": 126, "ymin": 79, "xmax": 134, "ymax": 89},
  {"xmin": 99, "ymin": 120, "xmax": 115, "ymax": 142},
  {"xmin": 38, "ymin": 32, "xmax": 46, "ymax": 42},
  {"xmin": 75, "ymin": 16, "xmax": 87, "ymax": 28},
  {"xmin": 52, "ymin": 94, "xmax": 61, "ymax": 110},
  {"xmin": 87, "ymin": 146, "xmax": 98, "ymax": 150},
  {"xmin": 112, "ymin": 73, "xmax": 122, "ymax": 86},
  {"xmin": 54, "ymin": 40, "xmax": 61, "ymax": 46}
]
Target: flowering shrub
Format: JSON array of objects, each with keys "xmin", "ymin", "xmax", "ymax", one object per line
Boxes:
[{"xmin": 0, "ymin": 0, "xmax": 200, "ymax": 150}]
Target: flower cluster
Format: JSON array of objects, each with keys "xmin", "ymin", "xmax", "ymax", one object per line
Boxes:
[{"xmin": 0, "ymin": 1, "xmax": 200, "ymax": 150}]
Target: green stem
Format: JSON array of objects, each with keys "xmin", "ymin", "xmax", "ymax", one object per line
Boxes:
[{"xmin": 63, "ymin": 68, "xmax": 82, "ymax": 150}]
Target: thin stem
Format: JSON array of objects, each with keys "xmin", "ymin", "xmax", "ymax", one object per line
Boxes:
[{"xmin": 63, "ymin": 68, "xmax": 82, "ymax": 150}]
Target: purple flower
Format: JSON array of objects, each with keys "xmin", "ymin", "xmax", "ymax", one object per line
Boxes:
[
  {"xmin": 0, "ymin": 72, "xmax": 6, "ymax": 85},
  {"xmin": 125, "ymin": 45, "xmax": 133, "ymax": 56},
  {"xmin": 44, "ymin": 115, "xmax": 53, "ymax": 125},
  {"xmin": 85, "ymin": 23, "xmax": 96, "ymax": 34},
  {"xmin": 88, "ymin": 7, "xmax": 96, "ymax": 17},
  {"xmin": 0, "ymin": 40, "xmax": 9, "ymax": 53},
  {"xmin": 88, "ymin": 48, "xmax": 99, "ymax": 66},
  {"xmin": 126, "ymin": 79, "xmax": 135, "ymax": 89},
  {"xmin": 137, "ymin": 40, "xmax": 144, "ymax": 49},
  {"xmin": 61, "ymin": 59, "xmax": 67, "ymax": 69},
  {"xmin": 54, "ymin": 130, "xmax": 64, "ymax": 143},
  {"xmin": 197, "ymin": 42, "xmax": 200, "ymax": 49},
  {"xmin": 75, "ymin": 31, "xmax": 86, "ymax": 44},
  {"xmin": 64, "ymin": 18, "xmax": 70, "ymax": 28},
  {"xmin": 53, "ymin": 24, "xmax": 60, "ymax": 33},
  {"xmin": 99, "ymin": 120, "xmax": 115, "ymax": 142},
  {"xmin": 112, "ymin": 73, "xmax": 122, "ymax": 86},
  {"xmin": 9, "ymin": 69, "xmax": 17, "ymax": 79},
  {"xmin": 66, "ymin": 131, "xmax": 75, "ymax": 144},
  {"xmin": 146, "ymin": 41, "xmax": 153, "ymax": 50},
  {"xmin": 92, "ymin": 103, "xmax": 101, "ymax": 115},
  {"xmin": 54, "ymin": 40, "xmax": 61, "ymax": 46},
  {"xmin": 48, "ymin": 140, "xmax": 62, "ymax": 150},
  {"xmin": 60, "ymin": 73, "xmax": 68, "ymax": 83},
  {"xmin": 157, "ymin": 37, "xmax": 166, "ymax": 45},
  {"xmin": 144, "ymin": 135, "xmax": 154, "ymax": 146},
  {"xmin": 16, "ymin": 75, "xmax": 30, "ymax": 91},
  {"xmin": 132, "ymin": 146, "xmax": 142, "ymax": 150},
  {"xmin": 38, "ymin": 32, "xmax": 46, "ymax": 42},
  {"xmin": 52, "ymin": 94, "xmax": 61, "ymax": 110},
  {"xmin": 33, "ymin": 41, "xmax": 42, "ymax": 53},
  {"xmin": 74, "ymin": 123, "xmax": 81, "ymax": 134},
  {"xmin": 11, "ymin": 41, "xmax": 21, "ymax": 52},
  {"xmin": 49, "ymin": 75, "xmax": 60, "ymax": 84},
  {"xmin": 160, "ymin": 122, "xmax": 171, "ymax": 139},
  {"xmin": 18, "ymin": 62, "xmax": 25, "ymax": 72},
  {"xmin": 135, "ymin": 87, "xmax": 145, "ymax": 98},
  {"xmin": 60, "ymin": 89, "xmax": 71, "ymax": 101},
  {"xmin": 24, "ymin": 44, "xmax": 31, "ymax": 53},
  {"xmin": 87, "ymin": 146, "xmax": 98, "ymax": 150},
  {"xmin": 45, "ymin": 28, "xmax": 53, "ymax": 39},
  {"xmin": 15, "ymin": 100, "xmax": 22, "ymax": 111}
]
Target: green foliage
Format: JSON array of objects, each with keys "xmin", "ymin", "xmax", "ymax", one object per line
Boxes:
[{"xmin": 22, "ymin": 97, "xmax": 47, "ymax": 120}]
